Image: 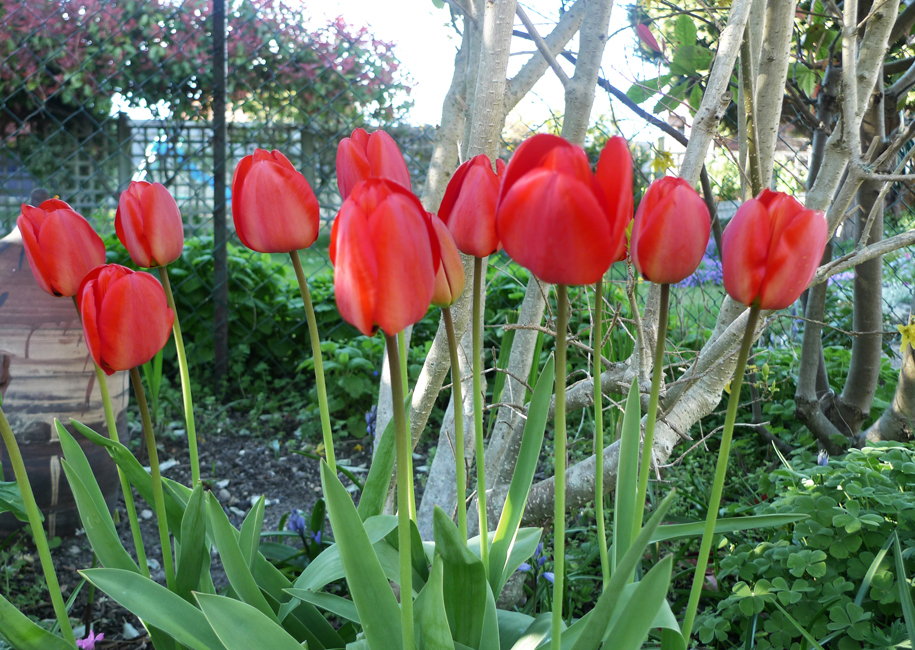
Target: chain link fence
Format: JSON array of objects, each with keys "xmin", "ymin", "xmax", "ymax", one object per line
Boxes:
[{"xmin": 0, "ymin": 0, "xmax": 433, "ymax": 389}]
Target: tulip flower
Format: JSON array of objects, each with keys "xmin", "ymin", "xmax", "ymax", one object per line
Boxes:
[
  {"xmin": 439, "ymin": 154, "xmax": 506, "ymax": 257},
  {"xmin": 17, "ymin": 199, "xmax": 106, "ymax": 297},
  {"xmin": 77, "ymin": 264, "xmax": 175, "ymax": 375},
  {"xmin": 231, "ymin": 149, "xmax": 320, "ymax": 254},
  {"xmin": 496, "ymin": 134, "xmax": 632, "ymax": 286},
  {"xmin": 722, "ymin": 189, "xmax": 828, "ymax": 310},
  {"xmin": 330, "ymin": 179, "xmax": 440, "ymax": 336},
  {"xmin": 430, "ymin": 215, "xmax": 466, "ymax": 308},
  {"xmin": 631, "ymin": 176, "xmax": 710, "ymax": 284},
  {"xmin": 336, "ymin": 128, "xmax": 411, "ymax": 200},
  {"xmin": 115, "ymin": 181, "xmax": 184, "ymax": 268}
]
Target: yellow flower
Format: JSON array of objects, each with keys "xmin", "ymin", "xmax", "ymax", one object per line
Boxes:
[{"xmin": 898, "ymin": 316, "xmax": 915, "ymax": 354}]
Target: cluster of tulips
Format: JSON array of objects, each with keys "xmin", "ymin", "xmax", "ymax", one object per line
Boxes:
[{"xmin": 0, "ymin": 125, "xmax": 829, "ymax": 650}]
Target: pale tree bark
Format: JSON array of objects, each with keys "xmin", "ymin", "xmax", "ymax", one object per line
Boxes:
[
  {"xmin": 755, "ymin": 0, "xmax": 798, "ymax": 187},
  {"xmin": 867, "ymin": 292, "xmax": 915, "ymax": 442}
]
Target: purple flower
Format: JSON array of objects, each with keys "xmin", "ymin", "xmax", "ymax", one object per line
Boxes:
[
  {"xmin": 817, "ymin": 450, "xmax": 829, "ymax": 467},
  {"xmin": 77, "ymin": 630, "xmax": 104, "ymax": 649},
  {"xmin": 287, "ymin": 509, "xmax": 308, "ymax": 535},
  {"xmin": 541, "ymin": 572, "xmax": 555, "ymax": 583},
  {"xmin": 365, "ymin": 405, "xmax": 378, "ymax": 437},
  {"xmin": 312, "ymin": 530, "xmax": 322, "ymax": 545},
  {"xmin": 517, "ymin": 562, "xmax": 532, "ymax": 572}
]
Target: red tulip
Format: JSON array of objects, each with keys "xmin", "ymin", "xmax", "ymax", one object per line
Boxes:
[
  {"xmin": 336, "ymin": 128, "xmax": 411, "ymax": 200},
  {"xmin": 496, "ymin": 134, "xmax": 633, "ymax": 286},
  {"xmin": 231, "ymin": 149, "xmax": 320, "ymax": 254},
  {"xmin": 330, "ymin": 179, "xmax": 440, "ymax": 336},
  {"xmin": 631, "ymin": 176, "xmax": 710, "ymax": 284},
  {"xmin": 430, "ymin": 215, "xmax": 466, "ymax": 308},
  {"xmin": 722, "ymin": 189, "xmax": 828, "ymax": 310},
  {"xmin": 17, "ymin": 199, "xmax": 106, "ymax": 297},
  {"xmin": 439, "ymin": 154, "xmax": 506, "ymax": 257},
  {"xmin": 77, "ymin": 264, "xmax": 175, "ymax": 375},
  {"xmin": 116, "ymin": 181, "xmax": 184, "ymax": 268}
]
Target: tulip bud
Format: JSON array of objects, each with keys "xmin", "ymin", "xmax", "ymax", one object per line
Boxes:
[
  {"xmin": 496, "ymin": 134, "xmax": 632, "ymax": 286},
  {"xmin": 430, "ymin": 215, "xmax": 466, "ymax": 307},
  {"xmin": 722, "ymin": 189, "xmax": 828, "ymax": 310},
  {"xmin": 76, "ymin": 264, "xmax": 175, "ymax": 375},
  {"xmin": 231, "ymin": 149, "xmax": 320, "ymax": 254},
  {"xmin": 330, "ymin": 179, "xmax": 440, "ymax": 336},
  {"xmin": 631, "ymin": 176, "xmax": 710, "ymax": 285},
  {"xmin": 439, "ymin": 154, "xmax": 505, "ymax": 257},
  {"xmin": 116, "ymin": 181, "xmax": 184, "ymax": 268},
  {"xmin": 336, "ymin": 128, "xmax": 411, "ymax": 200},
  {"xmin": 17, "ymin": 199, "xmax": 106, "ymax": 297}
]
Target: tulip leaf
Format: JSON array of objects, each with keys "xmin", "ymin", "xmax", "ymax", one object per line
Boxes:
[
  {"xmin": 480, "ymin": 580, "xmax": 501, "ymax": 650},
  {"xmin": 261, "ymin": 590, "xmax": 327, "ymax": 650},
  {"xmin": 0, "ymin": 480, "xmax": 29, "ymax": 523},
  {"xmin": 81, "ymin": 568, "xmax": 227, "ymax": 650},
  {"xmin": 206, "ymin": 493, "xmax": 278, "ymax": 623},
  {"xmin": 70, "ymin": 419, "xmax": 185, "ymax": 534},
  {"xmin": 60, "ymin": 459, "xmax": 139, "ymax": 574},
  {"xmin": 289, "ymin": 515, "xmax": 398, "ymax": 593},
  {"xmin": 490, "ymin": 357, "xmax": 554, "ymax": 595},
  {"xmin": 497, "ymin": 611, "xmax": 547, "ymax": 650},
  {"xmin": 499, "ymin": 527, "xmax": 542, "ymax": 594},
  {"xmin": 357, "ymin": 393, "xmax": 410, "ymax": 521},
  {"xmin": 239, "ymin": 495, "xmax": 265, "ymax": 573},
  {"xmin": 414, "ymin": 555, "xmax": 455, "ymax": 650},
  {"xmin": 601, "ymin": 555, "xmax": 673, "ymax": 650},
  {"xmin": 284, "ymin": 588, "xmax": 360, "ymax": 624},
  {"xmin": 613, "ymin": 379, "xmax": 641, "ymax": 571},
  {"xmin": 196, "ymin": 593, "xmax": 304, "ymax": 650},
  {"xmin": 648, "ymin": 513, "xmax": 809, "ymax": 543},
  {"xmin": 56, "ymin": 421, "xmax": 118, "ymax": 540},
  {"xmin": 434, "ymin": 505, "xmax": 487, "ymax": 648},
  {"xmin": 0, "ymin": 590, "xmax": 76, "ymax": 650},
  {"xmin": 320, "ymin": 461, "xmax": 403, "ymax": 650},
  {"xmin": 568, "ymin": 490, "xmax": 676, "ymax": 650},
  {"xmin": 176, "ymin": 483, "xmax": 207, "ymax": 603},
  {"xmin": 893, "ymin": 532, "xmax": 915, "ymax": 644}
]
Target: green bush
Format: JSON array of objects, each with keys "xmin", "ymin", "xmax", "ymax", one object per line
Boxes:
[{"xmin": 700, "ymin": 443, "xmax": 915, "ymax": 650}]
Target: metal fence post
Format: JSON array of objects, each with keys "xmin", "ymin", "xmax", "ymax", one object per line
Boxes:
[{"xmin": 212, "ymin": 0, "xmax": 229, "ymax": 389}]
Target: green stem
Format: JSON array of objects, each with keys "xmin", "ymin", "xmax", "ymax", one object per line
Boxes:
[
  {"xmin": 633, "ymin": 283, "xmax": 670, "ymax": 535},
  {"xmin": 94, "ymin": 365, "xmax": 149, "ymax": 579},
  {"xmin": 385, "ymin": 334, "xmax": 414, "ymax": 650},
  {"xmin": 290, "ymin": 251, "xmax": 336, "ymax": 475},
  {"xmin": 593, "ymin": 279, "xmax": 609, "ymax": 588},
  {"xmin": 130, "ymin": 367, "xmax": 176, "ymax": 590},
  {"xmin": 472, "ymin": 256, "xmax": 489, "ymax": 576},
  {"xmin": 443, "ymin": 307, "xmax": 467, "ymax": 542},
  {"xmin": 0, "ymin": 407, "xmax": 75, "ymax": 645},
  {"xmin": 158, "ymin": 267, "xmax": 200, "ymax": 486},
  {"xmin": 681, "ymin": 305, "xmax": 761, "ymax": 641},
  {"xmin": 551, "ymin": 284, "xmax": 569, "ymax": 650},
  {"xmin": 397, "ymin": 330, "xmax": 416, "ymax": 521}
]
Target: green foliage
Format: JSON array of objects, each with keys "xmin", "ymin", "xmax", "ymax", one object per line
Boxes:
[{"xmin": 700, "ymin": 444, "xmax": 915, "ymax": 649}]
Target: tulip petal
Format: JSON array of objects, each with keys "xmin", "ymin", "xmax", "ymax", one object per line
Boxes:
[
  {"xmin": 39, "ymin": 211, "xmax": 106, "ymax": 297},
  {"xmin": 366, "ymin": 131, "xmax": 411, "ymax": 191},
  {"xmin": 498, "ymin": 171, "xmax": 613, "ymax": 286},
  {"xmin": 97, "ymin": 273, "xmax": 174, "ymax": 373},
  {"xmin": 79, "ymin": 280, "xmax": 105, "ymax": 372},
  {"xmin": 232, "ymin": 158, "xmax": 319, "ymax": 254},
  {"xmin": 498, "ymin": 134, "xmax": 571, "ymax": 205},
  {"xmin": 140, "ymin": 183, "xmax": 184, "ymax": 267},
  {"xmin": 757, "ymin": 209, "xmax": 827, "ymax": 310},
  {"xmin": 17, "ymin": 213, "xmax": 54, "ymax": 295},
  {"xmin": 116, "ymin": 189, "xmax": 153, "ymax": 268},
  {"xmin": 722, "ymin": 199, "xmax": 771, "ymax": 306},
  {"xmin": 333, "ymin": 204, "xmax": 380, "ymax": 336},
  {"xmin": 430, "ymin": 216, "xmax": 465, "ymax": 307},
  {"xmin": 369, "ymin": 194, "xmax": 436, "ymax": 334},
  {"xmin": 440, "ymin": 156, "xmax": 501, "ymax": 257},
  {"xmin": 336, "ymin": 138, "xmax": 372, "ymax": 200}
]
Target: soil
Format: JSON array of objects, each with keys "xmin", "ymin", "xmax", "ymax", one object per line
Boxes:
[{"xmin": 7, "ymin": 424, "xmax": 380, "ymax": 649}]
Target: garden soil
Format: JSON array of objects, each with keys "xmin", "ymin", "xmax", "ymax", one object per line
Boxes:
[{"xmin": 7, "ymin": 426, "xmax": 389, "ymax": 649}]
